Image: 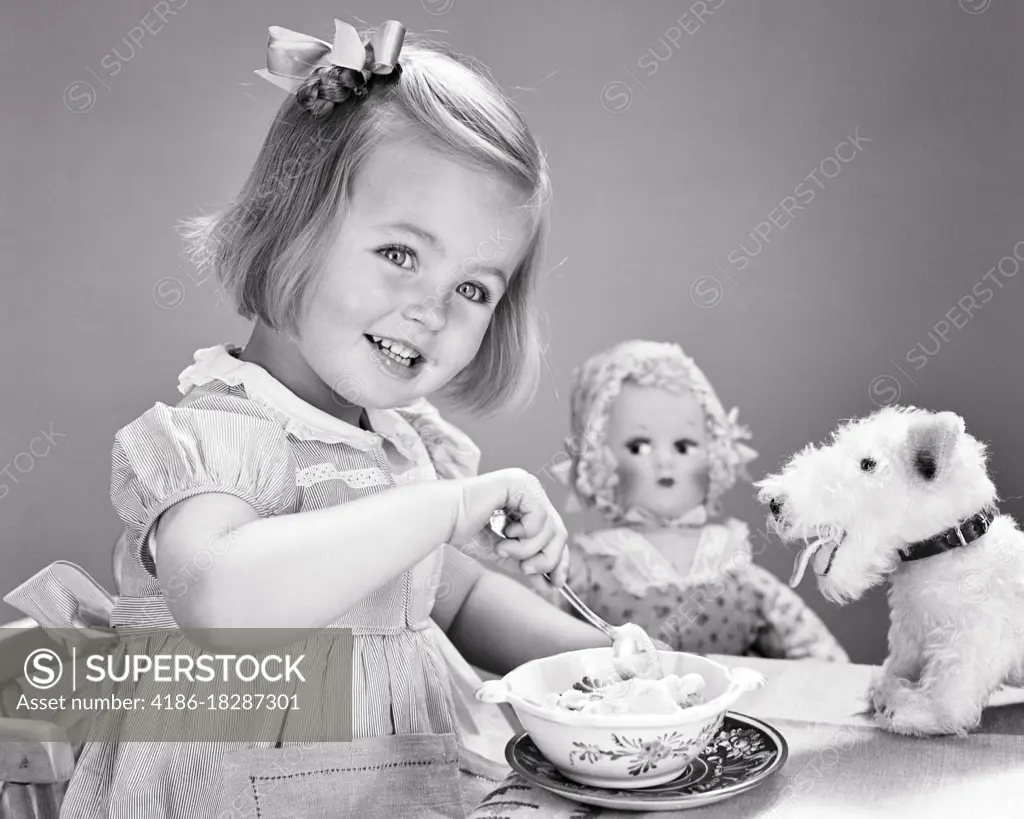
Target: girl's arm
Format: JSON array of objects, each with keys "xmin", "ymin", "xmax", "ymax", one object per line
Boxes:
[
  {"xmin": 158, "ymin": 481, "xmax": 462, "ymax": 650},
  {"xmin": 429, "ymin": 545, "xmax": 485, "ymax": 634},
  {"xmin": 157, "ymin": 468, "xmax": 564, "ymax": 652},
  {"xmin": 446, "ymin": 568, "xmax": 609, "ymax": 676}
]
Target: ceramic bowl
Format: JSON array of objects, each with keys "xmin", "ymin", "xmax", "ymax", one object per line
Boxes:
[{"xmin": 476, "ymin": 649, "xmax": 764, "ymax": 789}]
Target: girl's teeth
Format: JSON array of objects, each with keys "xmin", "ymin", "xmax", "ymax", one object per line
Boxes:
[
  {"xmin": 370, "ymin": 335, "xmax": 420, "ymax": 365},
  {"xmin": 373, "ymin": 337, "xmax": 418, "ymax": 360}
]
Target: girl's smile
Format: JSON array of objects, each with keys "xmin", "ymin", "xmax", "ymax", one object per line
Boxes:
[
  {"xmin": 296, "ymin": 137, "xmax": 533, "ymax": 411},
  {"xmin": 364, "ymin": 333, "xmax": 425, "ymax": 380}
]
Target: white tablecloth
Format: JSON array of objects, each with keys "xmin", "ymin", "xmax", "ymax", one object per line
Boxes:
[{"xmin": 468, "ymin": 655, "xmax": 1024, "ymax": 818}]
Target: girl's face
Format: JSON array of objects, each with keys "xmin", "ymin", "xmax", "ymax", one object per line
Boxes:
[
  {"xmin": 606, "ymin": 382, "xmax": 711, "ymax": 520},
  {"xmin": 298, "ymin": 138, "xmax": 533, "ymax": 409}
]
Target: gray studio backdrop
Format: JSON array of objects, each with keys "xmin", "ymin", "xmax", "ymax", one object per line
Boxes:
[{"xmin": 2, "ymin": 0, "xmax": 1022, "ymax": 663}]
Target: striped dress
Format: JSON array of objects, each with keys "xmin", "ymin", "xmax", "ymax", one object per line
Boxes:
[{"xmin": 42, "ymin": 344, "xmax": 501, "ymax": 818}]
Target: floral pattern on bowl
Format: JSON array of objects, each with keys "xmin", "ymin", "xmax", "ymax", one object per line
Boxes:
[
  {"xmin": 568, "ymin": 714, "xmax": 725, "ymax": 777},
  {"xmin": 476, "ymin": 649, "xmax": 765, "ymax": 789}
]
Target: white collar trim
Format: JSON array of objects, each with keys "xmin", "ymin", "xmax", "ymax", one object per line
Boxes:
[{"xmin": 178, "ymin": 344, "xmax": 421, "ymax": 460}]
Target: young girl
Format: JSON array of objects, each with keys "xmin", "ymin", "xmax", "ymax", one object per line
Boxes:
[
  {"xmin": 5, "ymin": 20, "xmax": 610, "ymax": 819},
  {"xmin": 550, "ymin": 340, "xmax": 849, "ymax": 661}
]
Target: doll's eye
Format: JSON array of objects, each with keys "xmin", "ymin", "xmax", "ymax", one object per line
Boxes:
[
  {"xmin": 626, "ymin": 438, "xmax": 652, "ymax": 456},
  {"xmin": 860, "ymin": 457, "xmax": 877, "ymax": 473},
  {"xmin": 675, "ymin": 439, "xmax": 697, "ymax": 454}
]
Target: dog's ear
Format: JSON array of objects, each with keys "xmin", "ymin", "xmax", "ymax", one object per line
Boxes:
[{"xmin": 904, "ymin": 412, "xmax": 964, "ymax": 482}]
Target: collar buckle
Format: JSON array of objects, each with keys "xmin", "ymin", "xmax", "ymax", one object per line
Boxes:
[{"xmin": 900, "ymin": 507, "xmax": 997, "ymax": 563}]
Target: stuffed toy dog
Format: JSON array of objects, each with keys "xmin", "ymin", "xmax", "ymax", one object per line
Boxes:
[{"xmin": 757, "ymin": 407, "xmax": 1024, "ymax": 736}]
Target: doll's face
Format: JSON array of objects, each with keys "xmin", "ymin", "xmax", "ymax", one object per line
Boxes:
[{"xmin": 606, "ymin": 382, "xmax": 710, "ymax": 520}]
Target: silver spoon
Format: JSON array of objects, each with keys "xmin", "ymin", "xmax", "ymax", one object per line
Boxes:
[
  {"xmin": 547, "ymin": 579, "xmax": 664, "ymax": 680},
  {"xmin": 489, "ymin": 510, "xmax": 664, "ymax": 680}
]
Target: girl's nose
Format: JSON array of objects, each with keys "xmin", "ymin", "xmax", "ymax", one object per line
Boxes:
[{"xmin": 401, "ymin": 293, "xmax": 448, "ymax": 333}]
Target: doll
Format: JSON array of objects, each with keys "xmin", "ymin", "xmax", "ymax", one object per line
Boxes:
[{"xmin": 552, "ymin": 340, "xmax": 849, "ymax": 662}]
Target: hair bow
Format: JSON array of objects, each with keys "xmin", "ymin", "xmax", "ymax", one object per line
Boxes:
[{"xmin": 255, "ymin": 19, "xmax": 405, "ymax": 94}]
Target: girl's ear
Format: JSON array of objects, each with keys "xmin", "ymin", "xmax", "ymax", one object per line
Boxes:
[{"xmin": 904, "ymin": 411, "xmax": 964, "ymax": 482}]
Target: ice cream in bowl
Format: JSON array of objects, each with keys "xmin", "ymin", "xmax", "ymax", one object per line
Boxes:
[{"xmin": 476, "ymin": 648, "xmax": 765, "ymax": 788}]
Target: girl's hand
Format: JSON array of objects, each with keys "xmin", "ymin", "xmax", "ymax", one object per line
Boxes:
[{"xmin": 451, "ymin": 468, "xmax": 570, "ymax": 586}]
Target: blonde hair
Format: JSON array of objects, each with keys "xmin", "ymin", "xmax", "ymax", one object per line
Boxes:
[{"xmin": 179, "ymin": 34, "xmax": 550, "ymax": 413}]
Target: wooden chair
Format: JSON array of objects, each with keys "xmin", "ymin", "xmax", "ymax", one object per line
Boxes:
[
  {"xmin": 0, "ymin": 619, "xmax": 77, "ymax": 819},
  {"xmin": 0, "ymin": 537, "xmax": 126, "ymax": 818}
]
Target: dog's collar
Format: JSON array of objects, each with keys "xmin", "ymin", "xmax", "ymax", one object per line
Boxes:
[{"xmin": 898, "ymin": 507, "xmax": 997, "ymax": 562}]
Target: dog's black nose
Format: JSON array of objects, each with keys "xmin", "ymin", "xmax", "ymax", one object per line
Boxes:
[{"xmin": 769, "ymin": 497, "xmax": 784, "ymax": 520}]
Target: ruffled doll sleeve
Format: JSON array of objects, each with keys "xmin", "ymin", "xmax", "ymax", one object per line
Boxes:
[
  {"xmin": 394, "ymin": 398, "xmax": 482, "ymax": 481},
  {"xmin": 747, "ymin": 565, "xmax": 850, "ymax": 662},
  {"xmin": 110, "ymin": 400, "xmax": 298, "ymax": 578}
]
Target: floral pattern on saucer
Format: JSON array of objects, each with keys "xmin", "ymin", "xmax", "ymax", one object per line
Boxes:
[
  {"xmin": 687, "ymin": 723, "xmax": 775, "ymax": 793},
  {"xmin": 507, "ymin": 713, "xmax": 787, "ymax": 810}
]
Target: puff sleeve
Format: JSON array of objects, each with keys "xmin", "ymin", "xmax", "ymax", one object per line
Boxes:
[
  {"xmin": 110, "ymin": 401, "xmax": 298, "ymax": 578},
  {"xmin": 394, "ymin": 398, "xmax": 482, "ymax": 480}
]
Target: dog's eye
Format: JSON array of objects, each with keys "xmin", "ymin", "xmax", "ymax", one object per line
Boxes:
[{"xmin": 860, "ymin": 457, "xmax": 877, "ymax": 472}]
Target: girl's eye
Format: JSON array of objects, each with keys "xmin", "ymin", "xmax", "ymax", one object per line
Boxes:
[
  {"xmin": 378, "ymin": 245, "xmax": 417, "ymax": 271},
  {"xmin": 455, "ymin": 281, "xmax": 491, "ymax": 304},
  {"xmin": 675, "ymin": 439, "xmax": 697, "ymax": 454},
  {"xmin": 626, "ymin": 439, "xmax": 652, "ymax": 456}
]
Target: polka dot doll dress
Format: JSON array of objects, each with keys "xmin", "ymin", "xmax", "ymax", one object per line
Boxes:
[{"xmin": 561, "ymin": 517, "xmax": 849, "ymax": 661}]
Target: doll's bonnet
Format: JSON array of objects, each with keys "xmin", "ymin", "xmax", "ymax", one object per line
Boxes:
[{"xmin": 559, "ymin": 340, "xmax": 757, "ymax": 522}]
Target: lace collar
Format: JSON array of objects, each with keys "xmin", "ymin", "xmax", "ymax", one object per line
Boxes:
[
  {"xmin": 177, "ymin": 344, "xmax": 424, "ymax": 462},
  {"xmin": 574, "ymin": 518, "xmax": 753, "ymax": 597},
  {"xmin": 617, "ymin": 504, "xmax": 709, "ymax": 529}
]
